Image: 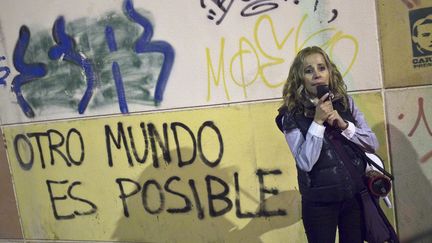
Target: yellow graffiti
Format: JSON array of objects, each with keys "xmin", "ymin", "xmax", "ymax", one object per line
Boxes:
[
  {"xmin": 206, "ymin": 14, "xmax": 359, "ymax": 101},
  {"xmin": 230, "ymin": 37, "xmax": 260, "ymax": 98},
  {"xmin": 254, "ymin": 15, "xmax": 293, "ymax": 89},
  {"xmin": 322, "ymin": 32, "xmax": 358, "ymax": 78},
  {"xmin": 206, "ymin": 38, "xmax": 231, "ymax": 101}
]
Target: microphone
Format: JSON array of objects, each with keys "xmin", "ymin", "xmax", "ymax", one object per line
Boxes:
[
  {"xmin": 316, "ymin": 85, "xmax": 338, "ymax": 128},
  {"xmin": 316, "ymin": 85, "xmax": 331, "ymax": 101}
]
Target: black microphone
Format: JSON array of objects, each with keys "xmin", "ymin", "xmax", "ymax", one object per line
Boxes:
[
  {"xmin": 316, "ymin": 85, "xmax": 338, "ymax": 128},
  {"xmin": 316, "ymin": 85, "xmax": 330, "ymax": 100}
]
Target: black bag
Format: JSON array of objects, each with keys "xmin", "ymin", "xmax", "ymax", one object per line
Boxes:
[
  {"xmin": 329, "ymin": 130, "xmax": 399, "ymax": 243},
  {"xmin": 360, "ymin": 189, "xmax": 399, "ymax": 243}
]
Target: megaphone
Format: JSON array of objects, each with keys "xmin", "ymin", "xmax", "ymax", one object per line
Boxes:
[{"xmin": 364, "ymin": 152, "xmax": 393, "ymax": 208}]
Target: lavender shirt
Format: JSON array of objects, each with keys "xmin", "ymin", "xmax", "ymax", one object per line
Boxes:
[{"xmin": 283, "ymin": 95, "xmax": 379, "ymax": 172}]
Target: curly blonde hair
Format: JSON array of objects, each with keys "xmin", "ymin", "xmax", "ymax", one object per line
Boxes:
[{"xmin": 280, "ymin": 46, "xmax": 348, "ymax": 113}]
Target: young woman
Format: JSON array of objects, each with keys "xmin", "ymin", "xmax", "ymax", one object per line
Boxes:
[{"xmin": 275, "ymin": 46, "xmax": 379, "ymax": 242}]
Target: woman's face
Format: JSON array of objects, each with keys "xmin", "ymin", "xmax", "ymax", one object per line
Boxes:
[{"xmin": 302, "ymin": 53, "xmax": 330, "ymax": 97}]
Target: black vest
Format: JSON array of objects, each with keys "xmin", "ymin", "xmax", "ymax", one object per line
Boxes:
[{"xmin": 281, "ymin": 100, "xmax": 366, "ymax": 202}]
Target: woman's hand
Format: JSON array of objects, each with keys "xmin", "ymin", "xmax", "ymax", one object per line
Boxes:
[
  {"xmin": 313, "ymin": 93, "xmax": 333, "ymax": 125},
  {"xmin": 327, "ymin": 110, "xmax": 348, "ymax": 130}
]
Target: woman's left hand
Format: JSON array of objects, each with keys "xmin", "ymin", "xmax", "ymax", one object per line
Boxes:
[{"xmin": 326, "ymin": 110, "xmax": 348, "ymax": 130}]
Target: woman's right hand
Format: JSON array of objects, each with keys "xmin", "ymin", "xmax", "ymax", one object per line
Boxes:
[{"xmin": 313, "ymin": 93, "xmax": 332, "ymax": 125}]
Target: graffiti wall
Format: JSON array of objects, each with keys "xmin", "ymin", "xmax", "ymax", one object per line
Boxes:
[
  {"xmin": 2, "ymin": 0, "xmax": 430, "ymax": 242},
  {"xmin": 0, "ymin": 0, "xmax": 380, "ymax": 124},
  {"xmin": 3, "ymin": 102, "xmax": 298, "ymax": 242},
  {"xmin": 2, "ymin": 94, "xmax": 387, "ymax": 242}
]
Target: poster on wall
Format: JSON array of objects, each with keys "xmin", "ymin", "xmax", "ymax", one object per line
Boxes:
[
  {"xmin": 378, "ymin": 0, "xmax": 432, "ymax": 88},
  {"xmin": 0, "ymin": 0, "xmax": 381, "ymax": 124}
]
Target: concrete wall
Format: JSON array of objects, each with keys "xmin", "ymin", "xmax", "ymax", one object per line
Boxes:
[{"xmin": 0, "ymin": 0, "xmax": 431, "ymax": 242}]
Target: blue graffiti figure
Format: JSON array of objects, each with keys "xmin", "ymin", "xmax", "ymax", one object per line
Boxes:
[
  {"xmin": 12, "ymin": 26, "xmax": 48, "ymax": 118},
  {"xmin": 11, "ymin": 0, "xmax": 174, "ymax": 118},
  {"xmin": 123, "ymin": 0, "xmax": 175, "ymax": 107},
  {"xmin": 105, "ymin": 25, "xmax": 129, "ymax": 113},
  {"xmin": 0, "ymin": 56, "xmax": 10, "ymax": 85},
  {"xmin": 104, "ymin": 0, "xmax": 175, "ymax": 113},
  {"xmin": 49, "ymin": 16, "xmax": 95, "ymax": 114}
]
